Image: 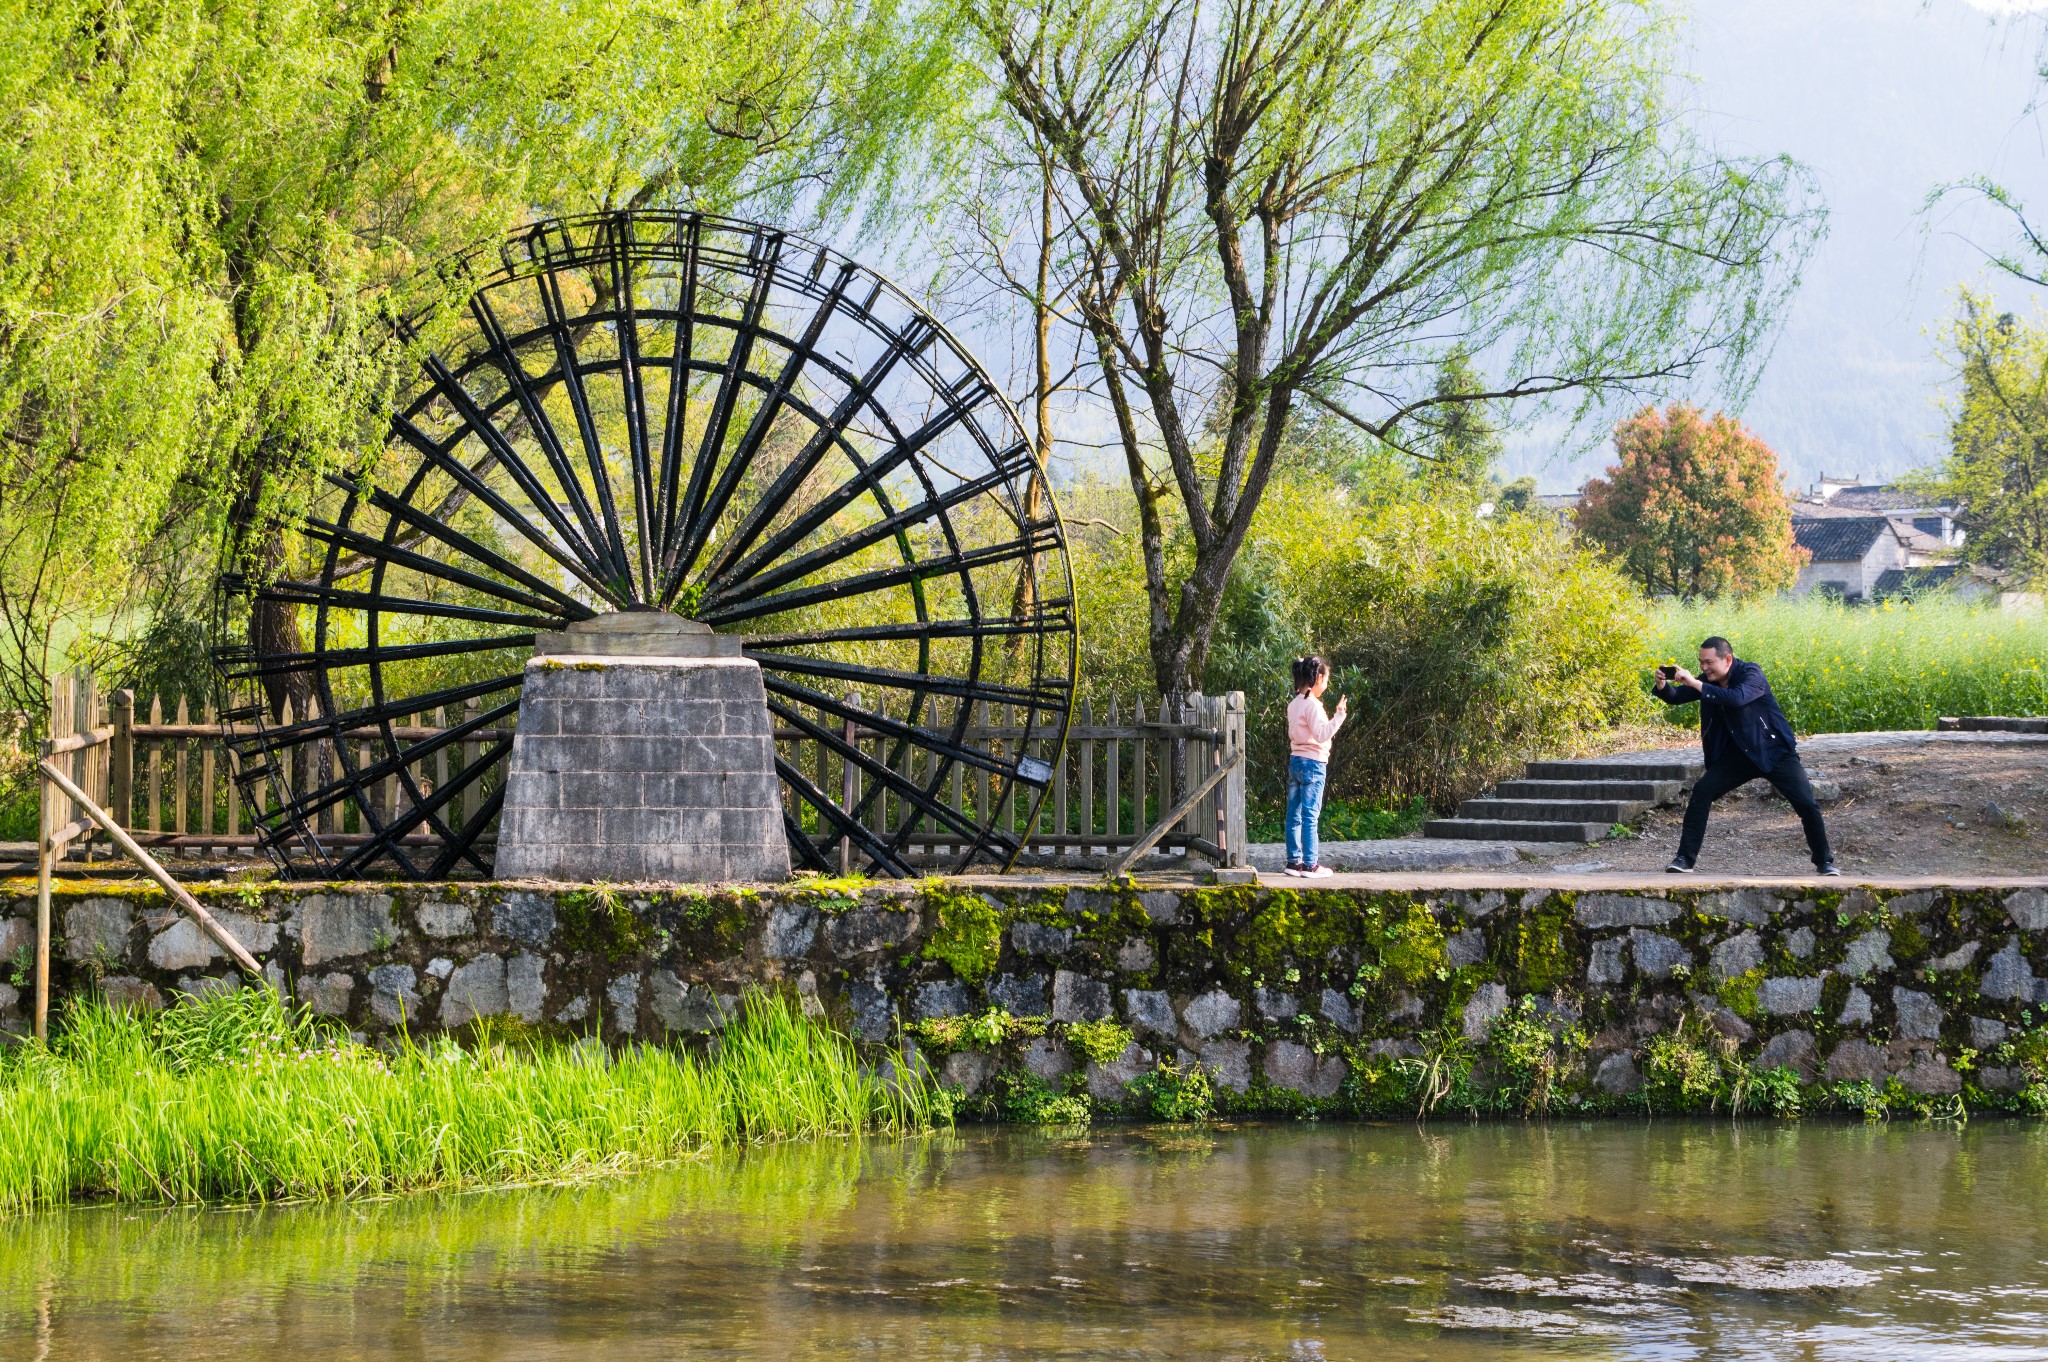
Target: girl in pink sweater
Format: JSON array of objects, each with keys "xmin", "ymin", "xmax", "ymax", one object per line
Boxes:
[{"xmin": 1284, "ymin": 656, "xmax": 1346, "ymax": 877}]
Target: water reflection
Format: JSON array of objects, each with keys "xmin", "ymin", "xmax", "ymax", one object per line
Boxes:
[{"xmin": 4, "ymin": 1122, "xmax": 2047, "ymax": 1360}]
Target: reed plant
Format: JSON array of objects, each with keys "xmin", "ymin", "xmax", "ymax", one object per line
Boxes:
[
  {"xmin": 1651, "ymin": 593, "xmax": 2048, "ymax": 733},
  {"xmin": 0, "ymin": 985, "xmax": 941, "ymax": 1216}
]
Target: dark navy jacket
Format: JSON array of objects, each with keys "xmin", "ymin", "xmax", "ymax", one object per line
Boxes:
[{"xmin": 1654, "ymin": 658, "xmax": 1799, "ymax": 773}]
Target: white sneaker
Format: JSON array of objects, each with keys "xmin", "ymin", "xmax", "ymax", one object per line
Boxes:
[
  {"xmin": 1299, "ymin": 864, "xmax": 1333, "ymax": 879},
  {"xmin": 1282, "ymin": 864, "xmax": 1307, "ymax": 878}
]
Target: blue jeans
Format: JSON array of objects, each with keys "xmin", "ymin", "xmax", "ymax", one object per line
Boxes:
[{"xmin": 1284, "ymin": 756, "xmax": 1327, "ymax": 867}]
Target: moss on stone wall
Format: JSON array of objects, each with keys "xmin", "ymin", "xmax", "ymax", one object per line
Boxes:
[
  {"xmin": 7, "ymin": 876, "xmax": 2047, "ymax": 1126},
  {"xmin": 918, "ymin": 881, "xmax": 1004, "ymax": 983}
]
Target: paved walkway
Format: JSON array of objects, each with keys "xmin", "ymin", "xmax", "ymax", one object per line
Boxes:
[
  {"xmin": 969, "ymin": 869, "xmax": 2048, "ymax": 892},
  {"xmin": 1235, "ymin": 729, "xmax": 2048, "ymax": 877}
]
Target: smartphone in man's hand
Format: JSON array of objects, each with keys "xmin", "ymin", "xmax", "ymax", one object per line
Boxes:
[{"xmin": 1656, "ymin": 664, "xmax": 1678, "ymax": 681}]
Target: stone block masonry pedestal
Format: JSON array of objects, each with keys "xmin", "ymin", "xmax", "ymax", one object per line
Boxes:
[{"xmin": 493, "ymin": 613, "xmax": 790, "ymax": 883}]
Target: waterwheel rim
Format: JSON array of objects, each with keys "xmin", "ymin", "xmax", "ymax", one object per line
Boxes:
[{"xmin": 216, "ymin": 211, "xmax": 1076, "ymax": 880}]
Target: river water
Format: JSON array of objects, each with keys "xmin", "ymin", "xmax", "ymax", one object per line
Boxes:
[{"xmin": 5, "ymin": 1122, "xmax": 2047, "ymax": 1360}]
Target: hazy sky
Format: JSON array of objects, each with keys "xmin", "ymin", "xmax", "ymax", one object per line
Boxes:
[{"xmin": 1519, "ymin": 0, "xmax": 2048, "ymax": 491}]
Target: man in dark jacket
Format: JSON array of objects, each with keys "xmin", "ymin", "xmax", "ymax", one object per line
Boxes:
[{"xmin": 1655, "ymin": 636, "xmax": 1837, "ymax": 875}]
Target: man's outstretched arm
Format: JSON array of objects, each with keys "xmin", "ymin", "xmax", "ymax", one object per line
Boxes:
[
  {"xmin": 1653, "ymin": 680, "xmax": 1700, "ymax": 707},
  {"xmin": 1698, "ymin": 668, "xmax": 1769, "ymax": 707}
]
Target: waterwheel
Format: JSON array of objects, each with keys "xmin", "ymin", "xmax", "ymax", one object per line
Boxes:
[{"xmin": 216, "ymin": 211, "xmax": 1075, "ymax": 880}]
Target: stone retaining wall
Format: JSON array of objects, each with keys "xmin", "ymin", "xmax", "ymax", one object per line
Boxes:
[{"xmin": 6, "ymin": 878, "xmax": 2047, "ymax": 1115}]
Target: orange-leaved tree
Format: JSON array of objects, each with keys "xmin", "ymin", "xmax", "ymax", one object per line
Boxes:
[{"xmin": 1575, "ymin": 404, "xmax": 1805, "ymax": 599}]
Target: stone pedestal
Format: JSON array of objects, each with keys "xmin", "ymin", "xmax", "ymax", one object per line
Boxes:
[{"xmin": 493, "ymin": 613, "xmax": 790, "ymax": 883}]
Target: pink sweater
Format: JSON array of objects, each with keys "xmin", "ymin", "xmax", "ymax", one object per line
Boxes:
[{"xmin": 1287, "ymin": 693, "xmax": 1344, "ymax": 762}]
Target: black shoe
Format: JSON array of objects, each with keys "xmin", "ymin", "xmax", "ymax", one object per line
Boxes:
[
  {"xmin": 1666, "ymin": 857, "xmax": 1694, "ymax": 873},
  {"xmin": 1817, "ymin": 861, "xmax": 1840, "ymax": 877}
]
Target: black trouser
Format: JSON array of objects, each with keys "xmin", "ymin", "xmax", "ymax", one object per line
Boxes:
[{"xmin": 1676, "ymin": 751, "xmax": 1832, "ymax": 868}]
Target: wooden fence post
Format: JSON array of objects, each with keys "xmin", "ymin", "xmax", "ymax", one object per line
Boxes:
[
  {"xmin": 1223, "ymin": 691, "xmax": 1248, "ymax": 866},
  {"xmin": 111, "ymin": 689, "xmax": 134, "ymax": 832}
]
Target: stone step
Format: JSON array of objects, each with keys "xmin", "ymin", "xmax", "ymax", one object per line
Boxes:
[
  {"xmin": 1939, "ymin": 715, "xmax": 2048, "ymax": 733},
  {"xmin": 1524, "ymin": 758, "xmax": 1702, "ymax": 783},
  {"xmin": 1422, "ymin": 817, "xmax": 1609, "ymax": 842},
  {"xmin": 1494, "ymin": 778, "xmax": 1684, "ymax": 803},
  {"xmin": 1455, "ymin": 796, "xmax": 1648, "ymax": 823}
]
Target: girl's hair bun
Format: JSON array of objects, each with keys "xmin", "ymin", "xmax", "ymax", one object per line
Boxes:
[{"xmin": 1291, "ymin": 655, "xmax": 1328, "ymax": 692}]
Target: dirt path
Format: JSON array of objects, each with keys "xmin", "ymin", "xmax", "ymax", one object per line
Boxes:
[{"xmin": 1551, "ymin": 731, "xmax": 2048, "ymax": 878}]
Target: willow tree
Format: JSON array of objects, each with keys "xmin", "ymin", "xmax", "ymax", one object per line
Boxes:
[
  {"xmin": 0, "ymin": 0, "xmax": 950, "ymax": 718},
  {"xmin": 958, "ymin": 0, "xmax": 1821, "ymax": 696}
]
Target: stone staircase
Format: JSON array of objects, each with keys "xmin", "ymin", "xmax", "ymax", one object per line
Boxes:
[{"xmin": 1423, "ymin": 755, "xmax": 1704, "ymax": 843}]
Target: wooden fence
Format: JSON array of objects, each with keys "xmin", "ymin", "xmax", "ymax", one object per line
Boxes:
[
  {"xmin": 38, "ymin": 674, "xmax": 1249, "ymax": 872},
  {"xmin": 808, "ymin": 691, "xmax": 1247, "ymax": 871}
]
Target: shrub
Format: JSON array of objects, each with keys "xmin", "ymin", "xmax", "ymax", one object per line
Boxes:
[
  {"xmin": 1743, "ymin": 1064, "xmax": 1804, "ymax": 1117},
  {"xmin": 1483, "ymin": 997, "xmax": 1587, "ymax": 1116},
  {"xmin": 983, "ymin": 1070, "xmax": 1090, "ymax": 1125},
  {"xmin": 1129, "ymin": 1060, "xmax": 1214, "ymax": 1122},
  {"xmin": 1063, "ymin": 471, "xmax": 1653, "ymax": 809},
  {"xmin": 1224, "ymin": 491, "xmax": 1651, "ymax": 808},
  {"xmin": 1641, "ymin": 1015, "xmax": 1731, "ymax": 1112}
]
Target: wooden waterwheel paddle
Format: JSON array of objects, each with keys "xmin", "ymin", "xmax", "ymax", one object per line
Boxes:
[{"xmin": 216, "ymin": 211, "xmax": 1075, "ymax": 880}]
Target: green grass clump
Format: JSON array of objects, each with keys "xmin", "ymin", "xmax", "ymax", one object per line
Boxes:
[
  {"xmin": 0, "ymin": 985, "xmax": 941, "ymax": 1216},
  {"xmin": 1652, "ymin": 594, "xmax": 2048, "ymax": 733}
]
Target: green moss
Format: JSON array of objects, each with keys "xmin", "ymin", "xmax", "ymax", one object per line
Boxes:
[
  {"xmin": 918, "ymin": 881, "xmax": 1004, "ymax": 984},
  {"xmin": 557, "ymin": 884, "xmax": 656, "ymax": 962},
  {"xmin": 1820, "ymin": 972, "xmax": 1852, "ymax": 1021},
  {"xmin": 909, "ymin": 1008, "xmax": 1043, "ymax": 1052},
  {"xmin": 1236, "ymin": 891, "xmax": 1338, "ymax": 976},
  {"xmin": 788, "ymin": 873, "xmax": 873, "ymax": 901},
  {"xmin": 1379, "ymin": 903, "xmax": 1449, "ymax": 985},
  {"xmin": 1513, "ymin": 902, "xmax": 1578, "ymax": 991},
  {"xmin": 1717, "ymin": 968, "xmax": 1763, "ymax": 1020},
  {"xmin": 1888, "ymin": 914, "xmax": 1928, "ymax": 961},
  {"xmin": 1064, "ymin": 1018, "xmax": 1134, "ymax": 1065},
  {"xmin": 663, "ymin": 891, "xmax": 748, "ymax": 959}
]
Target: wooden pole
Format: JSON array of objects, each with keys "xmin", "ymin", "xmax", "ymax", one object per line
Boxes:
[
  {"xmin": 838, "ymin": 693, "xmax": 859, "ymax": 875},
  {"xmin": 112, "ymin": 692, "xmax": 134, "ymax": 827},
  {"xmin": 37, "ymin": 759, "xmax": 262, "ymax": 977},
  {"xmin": 34, "ymin": 760, "xmax": 50, "ymax": 1041}
]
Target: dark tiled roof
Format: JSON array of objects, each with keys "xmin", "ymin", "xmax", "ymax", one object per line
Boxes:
[
  {"xmin": 1825, "ymin": 485, "xmax": 1940, "ymax": 513},
  {"xmin": 1872, "ymin": 566, "xmax": 1963, "ymax": 599},
  {"xmin": 1792, "ymin": 501, "xmax": 1887, "ymax": 519},
  {"xmin": 1793, "ymin": 516, "xmax": 1890, "ymax": 562}
]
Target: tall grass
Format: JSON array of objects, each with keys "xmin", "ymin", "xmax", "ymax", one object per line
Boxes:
[
  {"xmin": 0, "ymin": 986, "xmax": 942, "ymax": 1216},
  {"xmin": 1652, "ymin": 594, "xmax": 2048, "ymax": 733}
]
